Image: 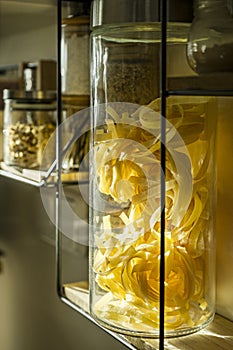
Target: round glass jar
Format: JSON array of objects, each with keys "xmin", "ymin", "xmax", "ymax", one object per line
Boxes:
[
  {"xmin": 187, "ymin": 0, "xmax": 233, "ymax": 74},
  {"xmin": 3, "ymin": 90, "xmax": 56, "ymax": 169},
  {"xmin": 89, "ymin": 0, "xmax": 217, "ymax": 338}
]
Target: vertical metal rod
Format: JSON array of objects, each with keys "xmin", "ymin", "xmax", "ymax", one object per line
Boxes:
[
  {"xmin": 160, "ymin": 0, "xmax": 167, "ymax": 349},
  {"xmin": 158, "ymin": 0, "xmax": 161, "ymax": 21},
  {"xmin": 56, "ymin": 0, "xmax": 63, "ymax": 296}
]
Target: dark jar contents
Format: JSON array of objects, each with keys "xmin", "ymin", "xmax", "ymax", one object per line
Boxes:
[{"xmin": 104, "ymin": 43, "xmax": 159, "ymax": 105}]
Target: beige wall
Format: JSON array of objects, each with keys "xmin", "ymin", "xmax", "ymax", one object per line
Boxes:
[{"xmin": 0, "ymin": 1, "xmax": 56, "ymax": 66}]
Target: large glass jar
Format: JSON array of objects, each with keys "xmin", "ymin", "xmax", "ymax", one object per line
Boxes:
[
  {"xmin": 187, "ymin": 0, "xmax": 233, "ymax": 74},
  {"xmin": 3, "ymin": 90, "xmax": 56, "ymax": 169},
  {"xmin": 89, "ymin": 0, "xmax": 217, "ymax": 338}
]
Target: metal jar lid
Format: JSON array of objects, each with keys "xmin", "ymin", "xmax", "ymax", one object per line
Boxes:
[{"xmin": 3, "ymin": 89, "xmax": 56, "ymax": 102}]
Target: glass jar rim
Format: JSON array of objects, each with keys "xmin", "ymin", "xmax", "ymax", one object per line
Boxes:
[{"xmin": 91, "ymin": 0, "xmax": 159, "ymax": 28}]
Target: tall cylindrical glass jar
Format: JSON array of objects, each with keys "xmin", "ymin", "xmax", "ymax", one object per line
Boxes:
[
  {"xmin": 89, "ymin": 0, "xmax": 217, "ymax": 337},
  {"xmin": 61, "ymin": 0, "xmax": 91, "ymax": 96},
  {"xmin": 61, "ymin": 0, "xmax": 91, "ymax": 172},
  {"xmin": 187, "ymin": 0, "xmax": 233, "ymax": 74}
]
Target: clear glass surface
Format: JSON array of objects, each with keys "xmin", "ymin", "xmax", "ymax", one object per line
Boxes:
[{"xmin": 89, "ymin": 23, "xmax": 217, "ymax": 337}]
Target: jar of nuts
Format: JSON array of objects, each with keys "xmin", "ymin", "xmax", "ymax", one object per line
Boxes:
[{"xmin": 3, "ymin": 90, "xmax": 56, "ymax": 169}]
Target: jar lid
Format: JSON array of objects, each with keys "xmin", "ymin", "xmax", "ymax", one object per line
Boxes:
[{"xmin": 3, "ymin": 89, "xmax": 56, "ymax": 101}]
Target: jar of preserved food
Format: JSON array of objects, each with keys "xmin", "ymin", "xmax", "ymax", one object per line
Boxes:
[
  {"xmin": 61, "ymin": 1, "xmax": 91, "ymax": 172},
  {"xmin": 61, "ymin": 0, "xmax": 91, "ymax": 96},
  {"xmin": 187, "ymin": 0, "xmax": 233, "ymax": 74},
  {"xmin": 3, "ymin": 90, "xmax": 56, "ymax": 169},
  {"xmin": 89, "ymin": 0, "xmax": 217, "ymax": 338}
]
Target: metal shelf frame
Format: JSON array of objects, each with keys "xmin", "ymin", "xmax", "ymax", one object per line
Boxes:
[
  {"xmin": 0, "ymin": 168, "xmax": 46, "ymax": 187},
  {"xmin": 168, "ymin": 89, "xmax": 233, "ymax": 97},
  {"xmin": 0, "ymin": 160, "xmax": 57, "ymax": 187},
  {"xmin": 55, "ymin": 1, "xmax": 233, "ymax": 350}
]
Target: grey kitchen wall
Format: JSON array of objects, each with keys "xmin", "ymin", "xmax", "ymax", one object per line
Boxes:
[
  {"xmin": 0, "ymin": 177, "xmax": 128, "ymax": 350},
  {"xmin": 0, "ymin": 2, "xmax": 127, "ymax": 349}
]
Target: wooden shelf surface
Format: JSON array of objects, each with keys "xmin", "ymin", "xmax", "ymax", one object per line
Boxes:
[{"xmin": 64, "ymin": 282, "xmax": 233, "ymax": 350}]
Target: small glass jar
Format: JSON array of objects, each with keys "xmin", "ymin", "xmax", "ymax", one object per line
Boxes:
[
  {"xmin": 89, "ymin": 0, "xmax": 217, "ymax": 338},
  {"xmin": 187, "ymin": 0, "xmax": 233, "ymax": 74},
  {"xmin": 3, "ymin": 90, "xmax": 56, "ymax": 169},
  {"xmin": 61, "ymin": 0, "xmax": 91, "ymax": 96}
]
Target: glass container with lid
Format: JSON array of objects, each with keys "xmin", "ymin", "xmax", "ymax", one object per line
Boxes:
[
  {"xmin": 61, "ymin": 0, "xmax": 91, "ymax": 96},
  {"xmin": 3, "ymin": 90, "xmax": 56, "ymax": 170},
  {"xmin": 89, "ymin": 0, "xmax": 217, "ymax": 338},
  {"xmin": 61, "ymin": 1, "xmax": 91, "ymax": 173}
]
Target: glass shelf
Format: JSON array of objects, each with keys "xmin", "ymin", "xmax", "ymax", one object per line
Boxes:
[
  {"xmin": 0, "ymin": 0, "xmax": 56, "ymax": 6},
  {"xmin": 0, "ymin": 162, "xmax": 88, "ymax": 187},
  {"xmin": 167, "ymin": 75, "xmax": 233, "ymax": 97},
  {"xmin": 0, "ymin": 162, "xmax": 49, "ymax": 187}
]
